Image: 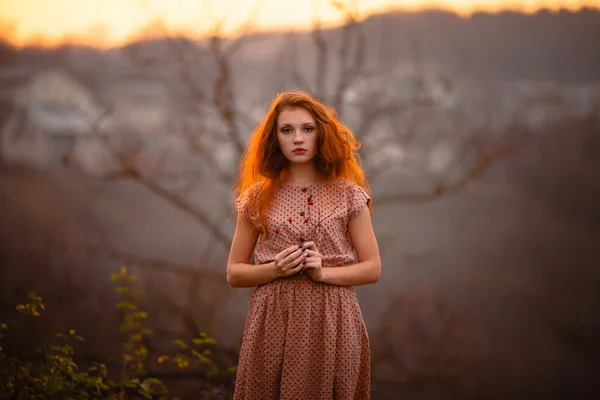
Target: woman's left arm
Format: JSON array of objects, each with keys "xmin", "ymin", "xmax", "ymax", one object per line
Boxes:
[{"xmin": 310, "ymin": 206, "xmax": 381, "ymax": 286}]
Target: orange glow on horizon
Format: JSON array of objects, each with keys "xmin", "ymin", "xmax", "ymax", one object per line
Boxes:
[{"xmin": 2, "ymin": 0, "xmax": 599, "ymax": 49}]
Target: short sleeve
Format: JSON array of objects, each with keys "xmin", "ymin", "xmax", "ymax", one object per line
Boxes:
[
  {"xmin": 234, "ymin": 190, "xmax": 248, "ymax": 215},
  {"xmin": 348, "ymin": 183, "xmax": 372, "ymax": 220},
  {"xmin": 234, "ymin": 185, "xmax": 259, "ymax": 224}
]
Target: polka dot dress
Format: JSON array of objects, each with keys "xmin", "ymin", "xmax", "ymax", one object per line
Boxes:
[{"xmin": 233, "ymin": 179, "xmax": 372, "ymax": 400}]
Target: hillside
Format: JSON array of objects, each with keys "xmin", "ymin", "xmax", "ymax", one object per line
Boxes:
[{"xmin": 2, "ymin": 8, "xmax": 599, "ymax": 89}]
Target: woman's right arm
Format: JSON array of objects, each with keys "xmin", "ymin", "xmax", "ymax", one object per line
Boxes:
[
  {"xmin": 226, "ymin": 213, "xmax": 277, "ymax": 288},
  {"xmin": 227, "ymin": 213, "xmax": 307, "ymax": 288}
]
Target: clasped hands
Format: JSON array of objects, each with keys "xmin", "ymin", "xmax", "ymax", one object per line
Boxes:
[{"xmin": 273, "ymin": 241, "xmax": 323, "ymax": 282}]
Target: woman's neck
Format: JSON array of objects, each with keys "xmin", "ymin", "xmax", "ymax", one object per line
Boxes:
[{"xmin": 284, "ymin": 162, "xmax": 320, "ymax": 185}]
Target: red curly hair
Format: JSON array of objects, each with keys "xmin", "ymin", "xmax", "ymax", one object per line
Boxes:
[{"xmin": 234, "ymin": 90, "xmax": 371, "ymax": 238}]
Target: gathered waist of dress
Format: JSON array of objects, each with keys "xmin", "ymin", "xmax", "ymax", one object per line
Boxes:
[
  {"xmin": 281, "ymin": 272, "xmax": 312, "ymax": 281},
  {"xmin": 278, "ymin": 262, "xmax": 354, "ymax": 281}
]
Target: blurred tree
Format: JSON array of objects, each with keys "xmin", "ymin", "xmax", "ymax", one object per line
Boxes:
[
  {"xmin": 65, "ymin": 0, "xmax": 529, "ymax": 249},
  {"xmin": 53, "ymin": 1, "xmax": 544, "ymax": 396}
]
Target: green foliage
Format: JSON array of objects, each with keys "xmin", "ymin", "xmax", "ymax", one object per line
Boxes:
[{"xmin": 0, "ymin": 267, "xmax": 235, "ymax": 399}]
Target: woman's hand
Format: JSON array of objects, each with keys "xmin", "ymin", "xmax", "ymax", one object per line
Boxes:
[
  {"xmin": 273, "ymin": 244, "xmax": 308, "ymax": 277},
  {"xmin": 301, "ymin": 241, "xmax": 324, "ymax": 282}
]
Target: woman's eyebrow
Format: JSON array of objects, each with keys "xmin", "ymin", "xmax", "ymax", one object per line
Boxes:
[{"xmin": 278, "ymin": 121, "xmax": 315, "ymax": 126}]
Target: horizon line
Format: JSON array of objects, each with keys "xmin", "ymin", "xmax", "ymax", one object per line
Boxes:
[{"xmin": 2, "ymin": 4, "xmax": 599, "ymax": 50}]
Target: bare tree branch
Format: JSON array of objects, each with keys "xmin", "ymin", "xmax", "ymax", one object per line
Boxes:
[
  {"xmin": 90, "ymin": 240, "xmax": 216, "ymax": 277},
  {"xmin": 61, "ymin": 2, "xmax": 271, "ymax": 249},
  {"xmin": 209, "ymin": 34, "xmax": 245, "ymax": 156},
  {"xmin": 311, "ymin": 0, "xmax": 329, "ymax": 101},
  {"xmin": 355, "ymin": 96, "xmax": 435, "ymax": 143},
  {"xmin": 331, "ymin": 0, "xmax": 366, "ymax": 112},
  {"xmin": 287, "ymin": 32, "xmax": 314, "ymax": 92},
  {"xmin": 130, "ymin": 2, "xmax": 262, "ymax": 162},
  {"xmin": 83, "ymin": 111, "xmax": 233, "ymax": 249},
  {"xmin": 375, "ymin": 131, "xmax": 528, "ymax": 205}
]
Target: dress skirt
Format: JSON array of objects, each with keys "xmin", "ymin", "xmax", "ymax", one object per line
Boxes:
[{"xmin": 233, "ymin": 273, "xmax": 371, "ymax": 400}]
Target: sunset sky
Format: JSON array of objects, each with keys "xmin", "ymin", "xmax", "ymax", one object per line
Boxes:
[{"xmin": 2, "ymin": 0, "xmax": 597, "ymax": 48}]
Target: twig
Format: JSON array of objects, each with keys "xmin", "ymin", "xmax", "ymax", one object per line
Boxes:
[{"xmin": 375, "ymin": 139, "xmax": 527, "ymax": 205}]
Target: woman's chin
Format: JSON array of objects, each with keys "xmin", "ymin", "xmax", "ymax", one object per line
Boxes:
[
  {"xmin": 289, "ymin": 156, "xmax": 314, "ymax": 164},
  {"xmin": 286, "ymin": 153, "xmax": 315, "ymax": 164}
]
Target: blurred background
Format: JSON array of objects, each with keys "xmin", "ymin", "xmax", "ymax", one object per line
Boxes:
[{"xmin": 1, "ymin": 0, "xmax": 599, "ymax": 399}]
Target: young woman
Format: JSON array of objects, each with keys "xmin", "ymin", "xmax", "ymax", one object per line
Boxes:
[{"xmin": 227, "ymin": 91, "xmax": 381, "ymax": 400}]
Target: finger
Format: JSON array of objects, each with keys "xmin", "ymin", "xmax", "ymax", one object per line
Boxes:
[
  {"xmin": 302, "ymin": 262, "xmax": 321, "ymax": 269},
  {"xmin": 288, "ymin": 262, "xmax": 305, "ymax": 275},
  {"xmin": 283, "ymin": 248, "xmax": 303, "ymax": 263},
  {"xmin": 283, "ymin": 258, "xmax": 304, "ymax": 275},
  {"xmin": 282, "ymin": 248, "xmax": 304, "ymax": 266},
  {"xmin": 302, "ymin": 263, "xmax": 321, "ymax": 270},
  {"xmin": 302, "ymin": 241, "xmax": 317, "ymax": 251},
  {"xmin": 283, "ymin": 251, "xmax": 308, "ymax": 271},
  {"xmin": 304, "ymin": 249, "xmax": 321, "ymax": 258},
  {"xmin": 304, "ymin": 256, "xmax": 320, "ymax": 264},
  {"xmin": 291, "ymin": 252, "xmax": 308, "ymax": 267},
  {"xmin": 280, "ymin": 244, "xmax": 302, "ymax": 258},
  {"xmin": 282, "ymin": 253, "xmax": 306, "ymax": 272}
]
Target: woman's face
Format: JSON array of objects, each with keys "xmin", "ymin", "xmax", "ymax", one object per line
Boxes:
[{"xmin": 276, "ymin": 106, "xmax": 318, "ymax": 164}]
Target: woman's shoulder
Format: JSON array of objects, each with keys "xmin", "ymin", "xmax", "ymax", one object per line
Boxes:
[
  {"xmin": 330, "ymin": 178, "xmax": 371, "ymax": 216},
  {"xmin": 331, "ymin": 178, "xmax": 369, "ymax": 194},
  {"xmin": 240, "ymin": 181, "xmax": 264, "ymax": 195},
  {"xmin": 234, "ymin": 182, "xmax": 264, "ymax": 210}
]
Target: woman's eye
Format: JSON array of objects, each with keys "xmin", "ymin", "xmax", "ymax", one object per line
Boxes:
[
  {"xmin": 304, "ymin": 127, "xmax": 314, "ymax": 132},
  {"xmin": 282, "ymin": 128, "xmax": 292, "ymax": 134}
]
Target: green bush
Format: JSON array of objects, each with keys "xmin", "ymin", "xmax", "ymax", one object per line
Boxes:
[{"xmin": 0, "ymin": 267, "xmax": 235, "ymax": 400}]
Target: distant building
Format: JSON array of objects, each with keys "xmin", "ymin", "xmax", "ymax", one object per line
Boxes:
[
  {"xmin": 0, "ymin": 67, "xmax": 115, "ymax": 172},
  {"xmin": 100, "ymin": 72, "xmax": 178, "ymax": 134}
]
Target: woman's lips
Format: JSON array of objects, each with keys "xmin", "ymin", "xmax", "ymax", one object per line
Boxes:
[{"xmin": 293, "ymin": 149, "xmax": 307, "ymax": 154}]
